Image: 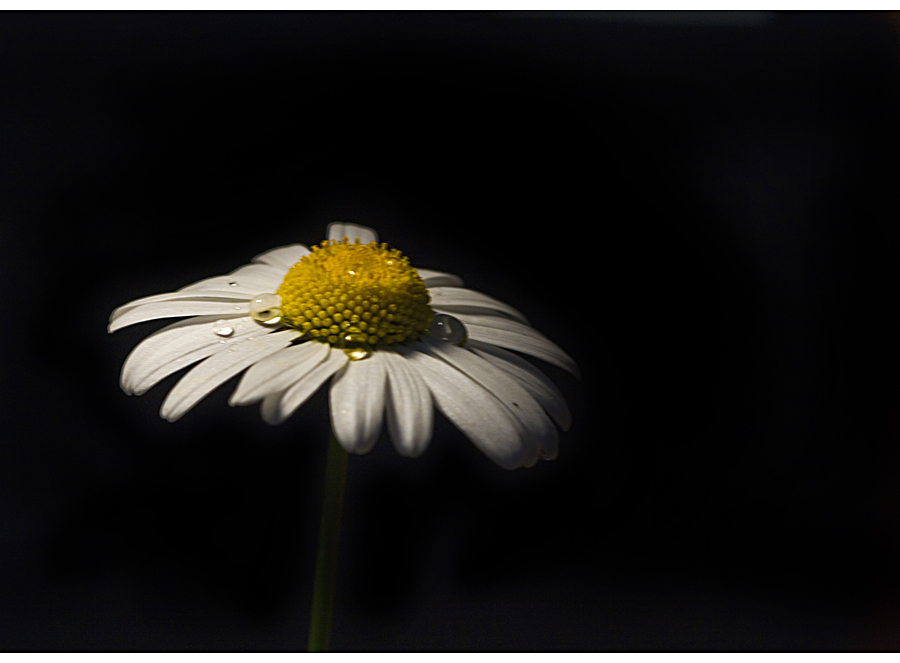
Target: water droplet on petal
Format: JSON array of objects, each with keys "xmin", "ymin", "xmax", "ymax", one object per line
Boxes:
[
  {"xmin": 340, "ymin": 332, "xmax": 372, "ymax": 361},
  {"xmin": 250, "ymin": 293, "xmax": 283, "ymax": 324},
  {"xmin": 429, "ymin": 313, "xmax": 467, "ymax": 346},
  {"xmin": 213, "ymin": 320, "xmax": 234, "ymax": 337},
  {"xmin": 228, "ymin": 281, "xmax": 238, "ymax": 287}
]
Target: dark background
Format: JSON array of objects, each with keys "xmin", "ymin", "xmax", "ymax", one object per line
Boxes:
[{"xmin": 2, "ymin": 10, "xmax": 900, "ymax": 651}]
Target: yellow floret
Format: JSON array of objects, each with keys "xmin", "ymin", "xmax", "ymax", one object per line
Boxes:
[{"xmin": 276, "ymin": 237, "xmax": 432, "ymax": 352}]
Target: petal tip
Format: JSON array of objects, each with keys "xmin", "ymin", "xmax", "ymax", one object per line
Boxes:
[{"xmin": 326, "ymin": 222, "xmax": 378, "ymax": 245}]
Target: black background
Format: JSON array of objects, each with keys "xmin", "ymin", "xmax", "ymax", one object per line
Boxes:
[{"xmin": 2, "ymin": 10, "xmax": 900, "ymax": 651}]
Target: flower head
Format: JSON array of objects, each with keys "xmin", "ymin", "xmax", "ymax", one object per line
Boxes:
[{"xmin": 109, "ymin": 223, "xmax": 578, "ymax": 469}]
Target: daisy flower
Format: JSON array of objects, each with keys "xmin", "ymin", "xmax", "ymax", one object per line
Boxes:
[{"xmin": 109, "ymin": 223, "xmax": 578, "ymax": 469}]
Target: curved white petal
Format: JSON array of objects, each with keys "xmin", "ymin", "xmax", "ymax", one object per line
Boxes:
[
  {"xmin": 420, "ymin": 337, "xmax": 557, "ymax": 462},
  {"xmin": 396, "ymin": 345, "xmax": 527, "ymax": 470},
  {"xmin": 177, "ymin": 278, "xmax": 260, "ymax": 296},
  {"xmin": 329, "ymin": 353, "xmax": 387, "ymax": 455},
  {"xmin": 110, "ymin": 290, "xmax": 251, "ymax": 324},
  {"xmin": 449, "ymin": 313, "xmax": 580, "ymax": 379},
  {"xmin": 428, "ymin": 287, "xmax": 529, "ymax": 324},
  {"xmin": 261, "ymin": 349, "xmax": 348, "ymax": 425},
  {"xmin": 230, "ymin": 340, "xmax": 329, "ymax": 406},
  {"xmin": 326, "ymin": 222, "xmax": 378, "ymax": 245},
  {"xmin": 432, "ymin": 305, "xmax": 515, "ymax": 321},
  {"xmin": 108, "ymin": 301, "xmax": 252, "ymax": 332},
  {"xmin": 160, "ymin": 330, "xmax": 300, "ymax": 422},
  {"xmin": 251, "ymin": 244, "xmax": 311, "ymax": 271},
  {"xmin": 468, "ymin": 339, "xmax": 572, "ymax": 432},
  {"xmin": 381, "ymin": 350, "xmax": 433, "ymax": 457},
  {"xmin": 181, "ymin": 263, "xmax": 285, "ymax": 293},
  {"xmin": 122, "ymin": 315, "xmax": 263, "ymax": 395},
  {"xmin": 415, "ymin": 268, "xmax": 464, "ymax": 288}
]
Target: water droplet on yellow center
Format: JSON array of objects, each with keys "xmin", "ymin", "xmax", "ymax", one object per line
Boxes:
[{"xmin": 276, "ymin": 237, "xmax": 432, "ymax": 349}]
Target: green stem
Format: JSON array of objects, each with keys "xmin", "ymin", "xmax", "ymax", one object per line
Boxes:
[{"xmin": 308, "ymin": 427, "xmax": 349, "ymax": 653}]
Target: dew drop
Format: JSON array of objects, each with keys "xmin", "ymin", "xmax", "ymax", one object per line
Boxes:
[
  {"xmin": 213, "ymin": 320, "xmax": 234, "ymax": 337},
  {"xmin": 340, "ymin": 332, "xmax": 372, "ymax": 361},
  {"xmin": 429, "ymin": 313, "xmax": 467, "ymax": 346},
  {"xmin": 228, "ymin": 281, "xmax": 238, "ymax": 287},
  {"xmin": 250, "ymin": 293, "xmax": 283, "ymax": 324}
]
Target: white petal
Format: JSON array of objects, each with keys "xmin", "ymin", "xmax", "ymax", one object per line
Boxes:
[
  {"xmin": 109, "ymin": 290, "xmax": 251, "ymax": 324},
  {"xmin": 108, "ymin": 301, "xmax": 251, "ymax": 332},
  {"xmin": 429, "ymin": 286, "xmax": 529, "ymax": 324},
  {"xmin": 449, "ymin": 313, "xmax": 580, "ymax": 379},
  {"xmin": 432, "ymin": 305, "xmax": 512, "ymax": 320},
  {"xmin": 380, "ymin": 350, "xmax": 433, "ymax": 457},
  {"xmin": 261, "ymin": 349, "xmax": 348, "ymax": 425},
  {"xmin": 416, "ymin": 268, "xmax": 464, "ymax": 288},
  {"xmin": 159, "ymin": 330, "xmax": 300, "ymax": 422},
  {"xmin": 177, "ymin": 278, "xmax": 260, "ymax": 296},
  {"xmin": 329, "ymin": 353, "xmax": 387, "ymax": 455},
  {"xmin": 468, "ymin": 339, "xmax": 572, "ymax": 432},
  {"xmin": 326, "ymin": 222, "xmax": 378, "ymax": 245},
  {"xmin": 229, "ymin": 340, "xmax": 329, "ymax": 406},
  {"xmin": 420, "ymin": 337, "xmax": 557, "ymax": 462},
  {"xmin": 396, "ymin": 345, "xmax": 527, "ymax": 470},
  {"xmin": 180, "ymin": 263, "xmax": 286, "ymax": 293},
  {"xmin": 251, "ymin": 244, "xmax": 311, "ymax": 271},
  {"xmin": 122, "ymin": 315, "xmax": 262, "ymax": 395}
]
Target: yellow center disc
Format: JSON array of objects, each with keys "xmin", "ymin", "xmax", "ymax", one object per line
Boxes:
[{"xmin": 276, "ymin": 238, "xmax": 433, "ymax": 349}]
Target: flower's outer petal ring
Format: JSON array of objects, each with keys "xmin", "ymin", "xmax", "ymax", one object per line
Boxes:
[
  {"xmin": 420, "ymin": 337, "xmax": 557, "ymax": 463},
  {"xmin": 178, "ymin": 279, "xmax": 262, "ymax": 296},
  {"xmin": 179, "ymin": 263, "xmax": 285, "ymax": 294},
  {"xmin": 381, "ymin": 350, "xmax": 433, "ymax": 457},
  {"xmin": 251, "ymin": 244, "xmax": 311, "ymax": 271},
  {"xmin": 396, "ymin": 345, "xmax": 527, "ymax": 470},
  {"xmin": 122, "ymin": 315, "xmax": 261, "ymax": 395},
  {"xmin": 330, "ymin": 353, "xmax": 387, "ymax": 455},
  {"xmin": 326, "ymin": 223, "xmax": 378, "ymax": 245},
  {"xmin": 468, "ymin": 339, "xmax": 572, "ymax": 432},
  {"xmin": 110, "ymin": 291, "xmax": 252, "ymax": 324},
  {"xmin": 160, "ymin": 330, "xmax": 300, "ymax": 422},
  {"xmin": 428, "ymin": 287, "xmax": 529, "ymax": 324},
  {"xmin": 432, "ymin": 305, "xmax": 519, "ymax": 320},
  {"xmin": 112, "ymin": 262, "xmax": 284, "ymax": 324},
  {"xmin": 415, "ymin": 268, "xmax": 464, "ymax": 288},
  {"xmin": 230, "ymin": 340, "xmax": 329, "ymax": 406},
  {"xmin": 449, "ymin": 313, "xmax": 580, "ymax": 380},
  {"xmin": 261, "ymin": 350, "xmax": 348, "ymax": 425},
  {"xmin": 108, "ymin": 301, "xmax": 252, "ymax": 332}
]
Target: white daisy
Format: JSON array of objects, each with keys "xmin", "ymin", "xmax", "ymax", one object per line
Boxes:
[{"xmin": 109, "ymin": 223, "xmax": 578, "ymax": 470}]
